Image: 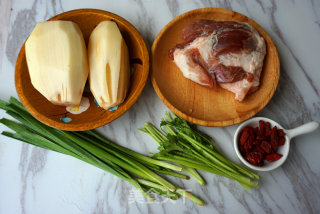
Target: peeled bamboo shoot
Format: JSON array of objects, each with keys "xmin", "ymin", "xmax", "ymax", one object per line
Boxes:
[
  {"xmin": 25, "ymin": 21, "xmax": 89, "ymax": 106},
  {"xmin": 88, "ymin": 21, "xmax": 130, "ymax": 110}
]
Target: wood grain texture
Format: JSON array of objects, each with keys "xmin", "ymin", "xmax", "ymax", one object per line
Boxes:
[
  {"xmin": 15, "ymin": 9, "xmax": 149, "ymax": 131},
  {"xmin": 151, "ymin": 8, "xmax": 280, "ymax": 127}
]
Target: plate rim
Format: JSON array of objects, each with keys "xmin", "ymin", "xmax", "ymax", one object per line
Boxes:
[
  {"xmin": 151, "ymin": 8, "xmax": 280, "ymax": 127},
  {"xmin": 15, "ymin": 9, "xmax": 149, "ymax": 131}
]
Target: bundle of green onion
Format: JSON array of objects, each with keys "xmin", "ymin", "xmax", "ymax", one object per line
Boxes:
[
  {"xmin": 140, "ymin": 113, "xmax": 260, "ymax": 191},
  {"xmin": 0, "ymin": 97, "xmax": 203, "ymax": 205}
]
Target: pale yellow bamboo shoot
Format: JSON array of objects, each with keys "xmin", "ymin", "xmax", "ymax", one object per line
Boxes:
[
  {"xmin": 25, "ymin": 21, "xmax": 89, "ymax": 106},
  {"xmin": 88, "ymin": 21, "xmax": 130, "ymax": 110}
]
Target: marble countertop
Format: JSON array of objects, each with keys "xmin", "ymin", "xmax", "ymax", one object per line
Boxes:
[{"xmin": 0, "ymin": 0, "xmax": 320, "ymax": 213}]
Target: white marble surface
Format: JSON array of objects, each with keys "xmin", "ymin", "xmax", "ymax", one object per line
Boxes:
[{"xmin": 0, "ymin": 0, "xmax": 320, "ymax": 213}]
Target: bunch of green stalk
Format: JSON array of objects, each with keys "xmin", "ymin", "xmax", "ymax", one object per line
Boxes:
[
  {"xmin": 0, "ymin": 97, "xmax": 204, "ymax": 205},
  {"xmin": 140, "ymin": 113, "xmax": 260, "ymax": 191}
]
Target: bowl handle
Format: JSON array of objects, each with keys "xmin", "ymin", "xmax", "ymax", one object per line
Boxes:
[{"xmin": 287, "ymin": 121, "xmax": 319, "ymax": 139}]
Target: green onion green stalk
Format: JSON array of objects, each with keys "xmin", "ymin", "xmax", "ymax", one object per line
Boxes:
[{"xmin": 0, "ymin": 97, "xmax": 204, "ymax": 206}]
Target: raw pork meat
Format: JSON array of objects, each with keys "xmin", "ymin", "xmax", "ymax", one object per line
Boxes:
[{"xmin": 169, "ymin": 20, "xmax": 266, "ymax": 101}]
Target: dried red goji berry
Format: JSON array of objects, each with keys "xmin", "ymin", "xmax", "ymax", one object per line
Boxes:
[
  {"xmin": 247, "ymin": 135, "xmax": 254, "ymax": 144},
  {"xmin": 265, "ymin": 130, "xmax": 271, "ymax": 137},
  {"xmin": 248, "ymin": 127, "xmax": 255, "ymax": 137},
  {"xmin": 277, "ymin": 129, "xmax": 286, "ymax": 137},
  {"xmin": 247, "ymin": 138, "xmax": 253, "ymax": 150},
  {"xmin": 253, "ymin": 140, "xmax": 261, "ymax": 147},
  {"xmin": 270, "ymin": 126, "xmax": 279, "ymax": 150},
  {"xmin": 245, "ymin": 152, "xmax": 256, "ymax": 165},
  {"xmin": 254, "ymin": 147, "xmax": 265, "ymax": 157},
  {"xmin": 265, "ymin": 122, "xmax": 271, "ymax": 132},
  {"xmin": 278, "ymin": 136, "xmax": 285, "ymax": 146},
  {"xmin": 254, "ymin": 127, "xmax": 259, "ymax": 136},
  {"xmin": 265, "ymin": 153, "xmax": 283, "ymax": 162},
  {"xmin": 244, "ymin": 135, "xmax": 255, "ymax": 153},
  {"xmin": 240, "ymin": 130, "xmax": 250, "ymax": 146},
  {"xmin": 260, "ymin": 141, "xmax": 272, "ymax": 154},
  {"xmin": 245, "ymin": 152, "xmax": 262, "ymax": 166},
  {"xmin": 259, "ymin": 120, "xmax": 265, "ymax": 136},
  {"xmin": 256, "ymin": 136, "xmax": 264, "ymax": 140},
  {"xmin": 265, "ymin": 122, "xmax": 271, "ymax": 137},
  {"xmin": 265, "ymin": 135, "xmax": 271, "ymax": 141},
  {"xmin": 243, "ymin": 127, "xmax": 251, "ymax": 132},
  {"xmin": 240, "ymin": 146, "xmax": 245, "ymax": 155},
  {"xmin": 254, "ymin": 153, "xmax": 263, "ymax": 166}
]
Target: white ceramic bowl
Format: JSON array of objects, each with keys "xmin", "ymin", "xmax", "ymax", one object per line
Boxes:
[{"xmin": 234, "ymin": 117, "xmax": 319, "ymax": 171}]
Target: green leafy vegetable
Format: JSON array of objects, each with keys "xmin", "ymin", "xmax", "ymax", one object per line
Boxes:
[{"xmin": 140, "ymin": 112, "xmax": 260, "ymax": 191}]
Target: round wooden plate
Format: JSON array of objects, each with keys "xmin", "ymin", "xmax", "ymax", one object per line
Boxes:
[
  {"xmin": 151, "ymin": 8, "xmax": 280, "ymax": 127},
  {"xmin": 15, "ymin": 9, "xmax": 149, "ymax": 131}
]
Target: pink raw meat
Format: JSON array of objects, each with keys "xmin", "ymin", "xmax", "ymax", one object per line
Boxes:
[{"xmin": 169, "ymin": 20, "xmax": 266, "ymax": 101}]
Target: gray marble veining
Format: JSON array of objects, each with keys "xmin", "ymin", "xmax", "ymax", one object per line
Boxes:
[
  {"xmin": 0, "ymin": 0, "xmax": 319, "ymax": 214},
  {"xmin": 0, "ymin": 0, "xmax": 12, "ymax": 71}
]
